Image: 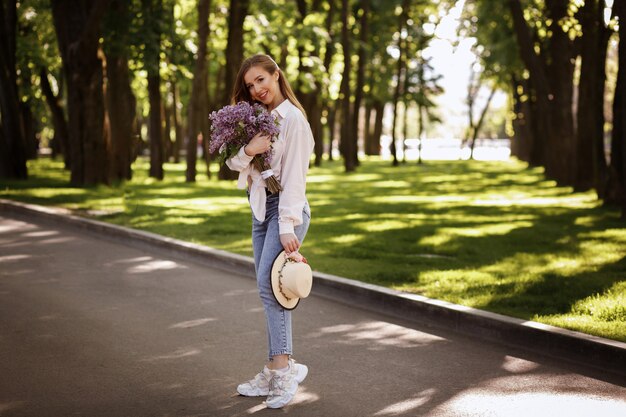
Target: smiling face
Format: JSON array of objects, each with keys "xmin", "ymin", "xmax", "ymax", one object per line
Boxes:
[{"xmin": 243, "ymin": 66, "xmax": 284, "ymax": 110}]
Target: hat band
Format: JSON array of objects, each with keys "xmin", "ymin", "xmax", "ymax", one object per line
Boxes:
[{"xmin": 277, "ymin": 257, "xmax": 294, "ymax": 300}]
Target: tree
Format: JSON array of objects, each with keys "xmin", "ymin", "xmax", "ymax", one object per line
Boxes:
[
  {"xmin": 402, "ymin": 5, "xmax": 442, "ymax": 164},
  {"xmin": 508, "ymin": 0, "xmax": 577, "ymax": 186},
  {"xmin": 15, "ymin": 0, "xmax": 68, "ymax": 166},
  {"xmin": 104, "ymin": 0, "xmax": 137, "ymax": 181},
  {"xmin": 464, "ymin": 59, "xmax": 496, "ymax": 160},
  {"xmin": 141, "ymin": 0, "xmax": 164, "ymax": 180},
  {"xmin": 362, "ymin": 2, "xmax": 398, "ymax": 157},
  {"xmin": 293, "ymin": 0, "xmax": 327, "ymax": 167},
  {"xmin": 317, "ymin": 0, "xmax": 338, "ymax": 165},
  {"xmin": 410, "ymin": 56, "xmax": 443, "ymax": 164},
  {"xmin": 575, "ymin": 0, "xmax": 611, "ymax": 192},
  {"xmin": 217, "ymin": 0, "xmax": 248, "ymax": 180},
  {"xmin": 390, "ymin": 0, "xmax": 410, "ymax": 167},
  {"xmin": 39, "ymin": 67, "xmax": 70, "ymax": 167},
  {"xmin": 469, "ymin": 0, "xmax": 617, "ymax": 197},
  {"xmin": 185, "ymin": 0, "xmax": 211, "ymax": 183},
  {"xmin": 339, "ymin": 0, "xmax": 356, "ymax": 171},
  {"xmin": 350, "ymin": 0, "xmax": 370, "ymax": 168},
  {"xmin": 0, "ymin": 0, "xmax": 27, "ymax": 179},
  {"xmin": 461, "ymin": 0, "xmax": 524, "ymax": 160},
  {"xmin": 605, "ymin": 0, "xmax": 625, "ymax": 218},
  {"xmin": 51, "ymin": 0, "xmax": 111, "ymax": 185}
]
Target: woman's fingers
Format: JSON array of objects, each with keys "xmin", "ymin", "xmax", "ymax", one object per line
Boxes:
[
  {"xmin": 247, "ymin": 134, "xmax": 271, "ymax": 155},
  {"xmin": 280, "ymin": 233, "xmax": 300, "ymax": 254}
]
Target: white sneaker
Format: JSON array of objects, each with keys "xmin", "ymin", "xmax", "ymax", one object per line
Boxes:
[
  {"xmin": 237, "ymin": 366, "xmax": 272, "ymax": 397},
  {"xmin": 265, "ymin": 360, "xmax": 308, "ymax": 408},
  {"xmin": 237, "ymin": 359, "xmax": 308, "ymax": 397}
]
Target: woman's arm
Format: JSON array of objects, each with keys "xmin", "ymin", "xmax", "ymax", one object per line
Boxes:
[
  {"xmin": 278, "ymin": 115, "xmax": 315, "ymax": 237},
  {"xmin": 225, "ymin": 146, "xmax": 254, "ymax": 172}
]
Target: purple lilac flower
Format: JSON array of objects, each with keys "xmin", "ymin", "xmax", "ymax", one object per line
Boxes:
[{"xmin": 209, "ymin": 102, "xmax": 280, "ymax": 165}]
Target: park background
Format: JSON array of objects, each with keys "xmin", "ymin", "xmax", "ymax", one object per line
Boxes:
[{"xmin": 0, "ymin": 0, "xmax": 625, "ymax": 342}]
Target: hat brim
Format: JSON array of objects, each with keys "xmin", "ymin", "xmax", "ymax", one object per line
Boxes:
[{"xmin": 271, "ymin": 250, "xmax": 300, "ymax": 310}]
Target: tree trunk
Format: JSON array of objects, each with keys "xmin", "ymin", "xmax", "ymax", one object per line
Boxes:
[
  {"xmin": 339, "ymin": 0, "xmax": 355, "ymax": 172},
  {"xmin": 21, "ymin": 100, "xmax": 38, "ymax": 159},
  {"xmin": 186, "ymin": 0, "xmax": 211, "ymax": 182},
  {"xmin": 296, "ymin": 0, "xmax": 324, "ymax": 168},
  {"xmin": 141, "ymin": 0, "xmax": 164, "ymax": 180},
  {"xmin": 147, "ymin": 74, "xmax": 163, "ymax": 179},
  {"xmin": 575, "ymin": 0, "xmax": 601, "ymax": 190},
  {"xmin": 104, "ymin": 0, "xmax": 136, "ymax": 181},
  {"xmin": 351, "ymin": 0, "xmax": 368, "ymax": 167},
  {"xmin": 604, "ymin": 0, "xmax": 626, "ymax": 218},
  {"xmin": 464, "ymin": 64, "xmax": 478, "ymax": 154},
  {"xmin": 509, "ymin": 0, "xmax": 576, "ymax": 186},
  {"xmin": 218, "ymin": 0, "xmax": 248, "ymax": 180},
  {"xmin": 162, "ymin": 96, "xmax": 173, "ymax": 161},
  {"xmin": 170, "ymin": 81, "xmax": 183, "ymax": 163},
  {"xmin": 594, "ymin": 22, "xmax": 611, "ymax": 196},
  {"xmin": 390, "ymin": 0, "xmax": 409, "ymax": 167},
  {"xmin": 508, "ymin": 0, "xmax": 550, "ymax": 168},
  {"xmin": 317, "ymin": 0, "xmax": 336, "ymax": 165},
  {"xmin": 51, "ymin": 0, "xmax": 111, "ymax": 186},
  {"xmin": 0, "ymin": 0, "xmax": 27, "ymax": 179},
  {"xmin": 470, "ymin": 84, "xmax": 496, "ymax": 159},
  {"xmin": 402, "ymin": 102, "xmax": 409, "ymax": 163},
  {"xmin": 545, "ymin": 0, "xmax": 575, "ymax": 185},
  {"xmin": 39, "ymin": 67, "xmax": 71, "ymax": 168},
  {"xmin": 221, "ymin": 0, "xmax": 248, "ymax": 106},
  {"xmin": 417, "ymin": 103, "xmax": 424, "ymax": 164},
  {"xmin": 306, "ymin": 92, "xmax": 322, "ymax": 165},
  {"xmin": 510, "ymin": 75, "xmax": 533, "ymax": 162},
  {"xmin": 327, "ymin": 102, "xmax": 338, "ymax": 161},
  {"xmin": 390, "ymin": 91, "xmax": 401, "ymax": 166},
  {"xmin": 201, "ymin": 71, "xmax": 212, "ymax": 179},
  {"xmin": 363, "ymin": 103, "xmax": 372, "ymax": 155},
  {"xmin": 371, "ymin": 100, "xmax": 384, "ymax": 156},
  {"xmin": 364, "ymin": 102, "xmax": 382, "ymax": 157}
]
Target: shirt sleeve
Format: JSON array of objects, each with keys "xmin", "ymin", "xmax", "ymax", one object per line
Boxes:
[
  {"xmin": 278, "ymin": 114, "xmax": 315, "ymax": 235},
  {"xmin": 225, "ymin": 146, "xmax": 254, "ymax": 172}
]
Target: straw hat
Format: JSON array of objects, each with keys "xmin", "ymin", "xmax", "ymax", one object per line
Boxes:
[{"xmin": 270, "ymin": 251, "xmax": 313, "ymax": 310}]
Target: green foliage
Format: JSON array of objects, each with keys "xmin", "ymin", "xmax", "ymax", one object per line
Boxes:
[
  {"xmin": 2, "ymin": 156, "xmax": 625, "ymax": 342},
  {"xmin": 16, "ymin": 0, "xmax": 59, "ymax": 71},
  {"xmin": 363, "ymin": 1, "xmax": 402, "ymax": 104},
  {"xmin": 461, "ymin": 0, "xmax": 522, "ymax": 88},
  {"xmin": 15, "ymin": 0, "xmax": 62, "ymax": 145},
  {"xmin": 12, "ymin": 0, "xmax": 470, "ymax": 164}
]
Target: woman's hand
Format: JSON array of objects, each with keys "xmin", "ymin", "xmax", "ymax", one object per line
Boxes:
[
  {"xmin": 280, "ymin": 233, "xmax": 300, "ymax": 255},
  {"xmin": 244, "ymin": 132, "xmax": 271, "ymax": 156}
]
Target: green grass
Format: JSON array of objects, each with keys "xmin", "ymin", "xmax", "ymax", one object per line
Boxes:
[{"xmin": 2, "ymin": 157, "xmax": 625, "ymax": 342}]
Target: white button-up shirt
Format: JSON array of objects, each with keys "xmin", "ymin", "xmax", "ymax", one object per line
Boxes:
[{"xmin": 226, "ymin": 99, "xmax": 315, "ymax": 235}]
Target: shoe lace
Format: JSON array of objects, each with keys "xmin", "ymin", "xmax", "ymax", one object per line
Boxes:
[
  {"xmin": 268, "ymin": 374, "xmax": 287, "ymax": 397},
  {"xmin": 249, "ymin": 371, "xmax": 268, "ymax": 387}
]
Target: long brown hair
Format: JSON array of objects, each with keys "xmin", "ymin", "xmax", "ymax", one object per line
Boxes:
[{"xmin": 231, "ymin": 54, "xmax": 307, "ymax": 118}]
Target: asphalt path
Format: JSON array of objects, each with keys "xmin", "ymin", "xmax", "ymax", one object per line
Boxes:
[{"xmin": 1, "ymin": 213, "xmax": 625, "ymax": 417}]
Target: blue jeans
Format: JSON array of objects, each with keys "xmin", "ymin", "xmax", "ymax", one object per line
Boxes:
[{"xmin": 251, "ymin": 193, "xmax": 311, "ymax": 360}]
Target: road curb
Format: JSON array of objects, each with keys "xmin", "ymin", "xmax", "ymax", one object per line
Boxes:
[{"xmin": 2, "ymin": 198, "xmax": 625, "ymax": 377}]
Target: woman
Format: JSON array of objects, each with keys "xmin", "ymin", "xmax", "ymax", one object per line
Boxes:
[{"xmin": 225, "ymin": 54, "xmax": 314, "ymax": 409}]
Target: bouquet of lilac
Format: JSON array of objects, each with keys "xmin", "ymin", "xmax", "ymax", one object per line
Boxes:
[{"xmin": 209, "ymin": 101, "xmax": 282, "ymax": 194}]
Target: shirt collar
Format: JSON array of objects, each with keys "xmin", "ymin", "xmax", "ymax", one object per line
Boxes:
[{"xmin": 271, "ymin": 99, "xmax": 292, "ymax": 119}]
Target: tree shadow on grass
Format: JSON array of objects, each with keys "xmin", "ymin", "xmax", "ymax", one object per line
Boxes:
[{"xmin": 305, "ymin": 190, "xmax": 625, "ymax": 340}]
